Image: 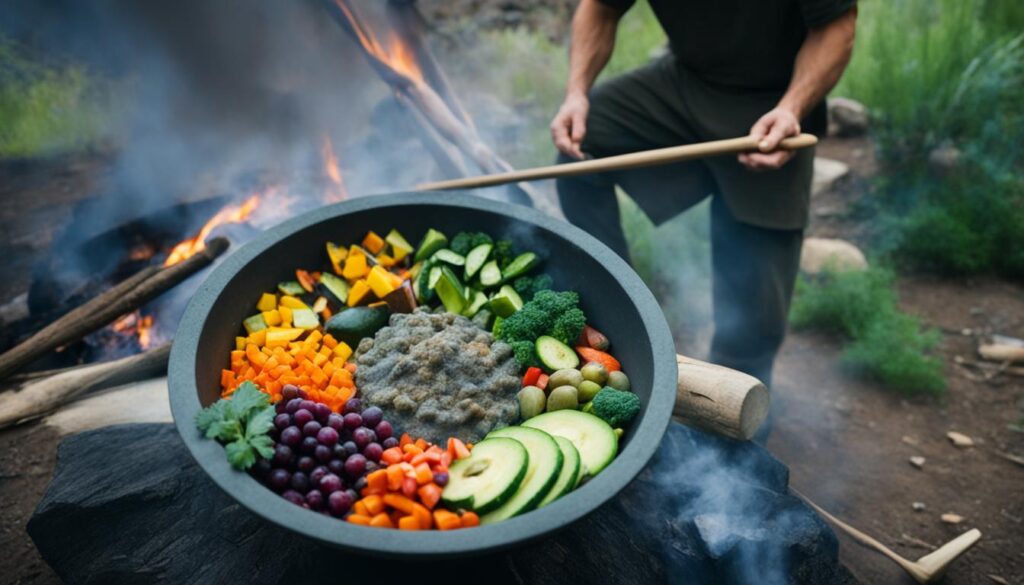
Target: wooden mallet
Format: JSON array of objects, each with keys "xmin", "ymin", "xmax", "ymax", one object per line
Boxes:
[{"xmin": 417, "ymin": 134, "xmax": 819, "ymax": 191}]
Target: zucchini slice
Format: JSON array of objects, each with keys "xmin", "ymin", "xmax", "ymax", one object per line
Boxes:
[{"xmin": 441, "ymin": 437, "xmax": 528, "ymax": 514}]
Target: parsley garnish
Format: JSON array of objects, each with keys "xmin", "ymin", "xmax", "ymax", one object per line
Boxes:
[{"xmin": 195, "ymin": 381, "xmax": 276, "ymax": 470}]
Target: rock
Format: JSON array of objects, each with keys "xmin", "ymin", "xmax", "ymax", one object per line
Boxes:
[
  {"xmin": 913, "ymin": 502, "xmax": 926, "ymax": 512},
  {"xmin": 928, "ymin": 142, "xmax": 961, "ymax": 174},
  {"xmin": 910, "ymin": 456, "xmax": 926, "ymax": 469},
  {"xmin": 28, "ymin": 423, "xmax": 855, "ymax": 585},
  {"xmin": 800, "ymin": 238, "xmax": 869, "ymax": 275},
  {"xmin": 902, "ymin": 435, "xmax": 920, "ymax": 446},
  {"xmin": 812, "ymin": 157, "xmax": 850, "ymax": 196},
  {"xmin": 827, "ymin": 97, "xmax": 869, "ymax": 137},
  {"xmin": 941, "ymin": 513, "xmax": 964, "ymax": 524},
  {"xmin": 947, "ymin": 431, "xmax": 975, "ymax": 448}
]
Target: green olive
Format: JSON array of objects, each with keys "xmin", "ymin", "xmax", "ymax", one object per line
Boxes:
[
  {"xmin": 518, "ymin": 385, "xmax": 546, "ymax": 420},
  {"xmin": 546, "ymin": 386, "xmax": 579, "ymax": 412},
  {"xmin": 577, "ymin": 380, "xmax": 602, "ymax": 402},
  {"xmin": 580, "ymin": 362, "xmax": 609, "ymax": 386},
  {"xmin": 606, "ymin": 370, "xmax": 631, "ymax": 391},
  {"xmin": 548, "ymin": 368, "xmax": 583, "ymax": 389}
]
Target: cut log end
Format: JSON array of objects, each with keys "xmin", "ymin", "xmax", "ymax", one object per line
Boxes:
[{"xmin": 673, "ymin": 355, "xmax": 770, "ymax": 441}]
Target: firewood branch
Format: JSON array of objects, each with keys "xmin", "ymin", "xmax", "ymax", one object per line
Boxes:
[{"xmin": 0, "ymin": 237, "xmax": 228, "ymax": 381}]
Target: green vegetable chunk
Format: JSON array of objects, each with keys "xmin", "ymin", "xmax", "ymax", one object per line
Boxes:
[
  {"xmin": 195, "ymin": 382, "xmax": 275, "ymax": 470},
  {"xmin": 497, "ymin": 290, "xmax": 587, "ymax": 365},
  {"xmin": 590, "ymin": 387, "xmax": 641, "ymax": 428}
]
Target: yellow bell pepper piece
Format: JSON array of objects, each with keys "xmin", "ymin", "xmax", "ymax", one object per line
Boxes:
[
  {"xmin": 343, "ymin": 253, "xmax": 369, "ymax": 280},
  {"xmin": 362, "ymin": 231, "xmax": 386, "ymax": 255},
  {"xmin": 266, "ymin": 328, "xmax": 304, "ymax": 348},
  {"xmin": 279, "ymin": 295, "xmax": 307, "ymax": 309},
  {"xmin": 279, "ymin": 305, "xmax": 293, "ymax": 327},
  {"xmin": 235, "ymin": 336, "xmax": 247, "ymax": 351},
  {"xmin": 367, "ymin": 265, "xmax": 397, "ymax": 298},
  {"xmin": 256, "ymin": 292, "xmax": 277, "ymax": 312},
  {"xmin": 261, "ymin": 309, "xmax": 282, "ymax": 327},
  {"xmin": 376, "ymin": 253, "xmax": 396, "ymax": 268},
  {"xmin": 326, "ymin": 242, "xmax": 348, "ymax": 275},
  {"xmin": 247, "ymin": 329, "xmax": 267, "ymax": 347},
  {"xmin": 347, "ymin": 279, "xmax": 372, "ymax": 307},
  {"xmin": 333, "ymin": 341, "xmax": 353, "ymax": 362}
]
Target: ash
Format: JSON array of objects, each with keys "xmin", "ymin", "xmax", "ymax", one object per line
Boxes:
[{"xmin": 354, "ymin": 308, "xmax": 521, "ymax": 443}]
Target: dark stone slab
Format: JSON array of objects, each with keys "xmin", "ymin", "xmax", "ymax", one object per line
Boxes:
[{"xmin": 28, "ymin": 423, "xmax": 855, "ymax": 585}]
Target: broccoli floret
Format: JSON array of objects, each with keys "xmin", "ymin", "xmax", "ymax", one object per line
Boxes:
[
  {"xmin": 450, "ymin": 232, "xmax": 493, "ymax": 256},
  {"xmin": 509, "ymin": 340, "xmax": 541, "ymax": 368},
  {"xmin": 512, "ymin": 274, "xmax": 555, "ymax": 301},
  {"xmin": 496, "ymin": 290, "xmax": 587, "ymax": 347},
  {"xmin": 550, "ymin": 307, "xmax": 586, "ymax": 345},
  {"xmin": 492, "ymin": 239, "xmax": 516, "ymax": 269},
  {"xmin": 591, "ymin": 387, "xmax": 640, "ymax": 427}
]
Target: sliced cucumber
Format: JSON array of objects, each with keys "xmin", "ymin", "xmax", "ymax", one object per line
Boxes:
[
  {"xmin": 432, "ymin": 248, "xmax": 466, "ymax": 267},
  {"xmin": 489, "ymin": 285, "xmax": 524, "ymax": 318},
  {"xmin": 427, "ymin": 265, "xmax": 444, "ymax": 289},
  {"xmin": 481, "ymin": 426, "xmax": 563, "ymax": 524},
  {"xmin": 414, "ymin": 228, "xmax": 448, "ymax": 263},
  {"xmin": 277, "ymin": 281, "xmax": 306, "ymax": 296},
  {"xmin": 462, "ymin": 289, "xmax": 489, "ymax": 317},
  {"xmin": 243, "ymin": 314, "xmax": 267, "ymax": 335},
  {"xmin": 414, "ymin": 260, "xmax": 435, "ymax": 303},
  {"xmin": 501, "ymin": 252, "xmax": 539, "ymax": 282},
  {"xmin": 538, "ymin": 436, "xmax": 582, "ymax": 508},
  {"xmin": 442, "ymin": 437, "xmax": 528, "ymax": 514},
  {"xmin": 523, "ymin": 410, "xmax": 618, "ymax": 477},
  {"xmin": 478, "ymin": 260, "xmax": 502, "ymax": 288},
  {"xmin": 464, "ymin": 243, "xmax": 493, "ymax": 280},
  {"xmin": 385, "ymin": 229, "xmax": 414, "ymax": 260},
  {"xmin": 536, "ymin": 335, "xmax": 579, "ymax": 370},
  {"xmin": 319, "ymin": 273, "xmax": 350, "ymax": 305},
  {"xmin": 435, "ymin": 267, "xmax": 466, "ymax": 314},
  {"xmin": 291, "ymin": 308, "xmax": 320, "ymax": 330}
]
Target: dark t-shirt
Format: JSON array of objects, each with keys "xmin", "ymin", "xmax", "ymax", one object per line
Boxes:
[{"xmin": 599, "ymin": 0, "xmax": 855, "ymax": 90}]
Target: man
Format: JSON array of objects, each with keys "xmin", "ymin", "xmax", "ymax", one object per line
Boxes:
[{"xmin": 552, "ymin": 0, "xmax": 856, "ymax": 387}]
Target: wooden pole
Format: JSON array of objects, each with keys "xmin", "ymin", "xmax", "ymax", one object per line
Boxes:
[
  {"xmin": 0, "ymin": 237, "xmax": 228, "ymax": 381},
  {"xmin": 673, "ymin": 354, "xmax": 770, "ymax": 441},
  {"xmin": 0, "ymin": 343, "xmax": 170, "ymax": 429},
  {"xmin": 418, "ymin": 134, "xmax": 819, "ymax": 191}
]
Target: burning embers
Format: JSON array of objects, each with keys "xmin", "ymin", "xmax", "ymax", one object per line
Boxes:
[{"xmin": 164, "ymin": 194, "xmax": 261, "ymax": 267}]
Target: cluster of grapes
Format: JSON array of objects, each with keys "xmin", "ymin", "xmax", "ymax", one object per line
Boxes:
[{"xmin": 252, "ymin": 384, "xmax": 397, "ymax": 518}]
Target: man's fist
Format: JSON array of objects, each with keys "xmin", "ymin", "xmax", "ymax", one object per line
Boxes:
[
  {"xmin": 551, "ymin": 92, "xmax": 590, "ymax": 160},
  {"xmin": 739, "ymin": 107, "xmax": 801, "ymax": 171}
]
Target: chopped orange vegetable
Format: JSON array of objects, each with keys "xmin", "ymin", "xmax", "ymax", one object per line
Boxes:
[
  {"xmin": 347, "ymin": 279, "xmax": 371, "ymax": 307},
  {"xmin": 363, "ymin": 494, "xmax": 385, "ymax": 516},
  {"xmin": 342, "ymin": 253, "xmax": 369, "ymax": 280},
  {"xmin": 369, "ymin": 513, "xmax": 394, "ymax": 528},
  {"xmin": 398, "ymin": 515, "xmax": 421, "ymax": 530},
  {"xmin": 296, "ymin": 269, "xmax": 316, "ymax": 293},
  {"xmin": 460, "ymin": 511, "xmax": 480, "ymax": 527},
  {"xmin": 433, "ymin": 509, "xmax": 462, "ymax": 531},
  {"xmin": 417, "ymin": 483, "xmax": 442, "ymax": 510},
  {"xmin": 362, "ymin": 231, "xmax": 385, "ymax": 254},
  {"xmin": 347, "ymin": 514, "xmax": 372, "ymax": 526}
]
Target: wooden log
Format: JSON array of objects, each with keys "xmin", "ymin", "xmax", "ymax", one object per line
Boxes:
[
  {"xmin": 674, "ymin": 355, "xmax": 770, "ymax": 441},
  {"xmin": 0, "ymin": 344, "xmax": 170, "ymax": 429},
  {"xmin": 0, "ymin": 237, "xmax": 228, "ymax": 381},
  {"xmin": 978, "ymin": 343, "xmax": 1024, "ymax": 364}
]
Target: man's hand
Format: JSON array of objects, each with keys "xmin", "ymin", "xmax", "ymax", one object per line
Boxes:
[
  {"xmin": 551, "ymin": 92, "xmax": 590, "ymax": 160},
  {"xmin": 738, "ymin": 107, "xmax": 801, "ymax": 171}
]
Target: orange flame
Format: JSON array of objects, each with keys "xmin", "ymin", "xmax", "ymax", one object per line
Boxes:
[
  {"xmin": 111, "ymin": 311, "xmax": 155, "ymax": 349},
  {"xmin": 136, "ymin": 314, "xmax": 154, "ymax": 349},
  {"xmin": 164, "ymin": 195, "xmax": 260, "ymax": 266},
  {"xmin": 332, "ymin": 0, "xmax": 424, "ymax": 84},
  {"xmin": 321, "ymin": 135, "xmax": 348, "ymax": 202}
]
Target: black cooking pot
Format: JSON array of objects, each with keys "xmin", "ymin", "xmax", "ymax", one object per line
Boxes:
[{"xmin": 169, "ymin": 192, "xmax": 676, "ymax": 557}]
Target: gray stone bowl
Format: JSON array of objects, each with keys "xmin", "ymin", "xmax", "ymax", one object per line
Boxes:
[{"xmin": 169, "ymin": 192, "xmax": 676, "ymax": 558}]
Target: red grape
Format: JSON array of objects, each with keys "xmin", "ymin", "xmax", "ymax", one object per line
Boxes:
[
  {"xmin": 290, "ymin": 471, "xmax": 310, "ymax": 493},
  {"xmin": 268, "ymin": 469, "xmax": 291, "ymax": 492},
  {"xmin": 382, "ymin": 437, "xmax": 399, "ymax": 449},
  {"xmin": 342, "ymin": 413, "xmax": 362, "ymax": 430},
  {"xmin": 343, "ymin": 398, "xmax": 361, "ymax": 414},
  {"xmin": 300, "ymin": 436, "xmax": 318, "ymax": 453},
  {"xmin": 309, "ymin": 466, "xmax": 328, "ymax": 487},
  {"xmin": 293, "ymin": 409, "xmax": 314, "ymax": 427},
  {"xmin": 314, "ymin": 403, "xmax": 332, "ymax": 422},
  {"xmin": 305, "ymin": 489, "xmax": 324, "ymax": 510},
  {"xmin": 344, "ymin": 453, "xmax": 366, "ymax": 478},
  {"xmin": 319, "ymin": 473, "xmax": 343, "ymax": 494},
  {"xmin": 299, "ymin": 400, "xmax": 317, "ymax": 412},
  {"xmin": 361, "ymin": 406, "xmax": 383, "ymax": 428},
  {"xmin": 314, "ymin": 444, "xmax": 332, "ymax": 463},
  {"xmin": 274, "ymin": 413, "xmax": 292, "ymax": 430},
  {"xmin": 285, "ymin": 398, "xmax": 303, "ymax": 414},
  {"xmin": 433, "ymin": 471, "xmax": 449, "ymax": 487},
  {"xmin": 327, "ymin": 413, "xmax": 345, "ymax": 431},
  {"xmin": 374, "ymin": 420, "xmax": 393, "ymax": 440},
  {"xmin": 328, "ymin": 490, "xmax": 354, "ymax": 516},
  {"xmin": 280, "ymin": 426, "xmax": 302, "ymax": 447},
  {"xmin": 327, "ymin": 459, "xmax": 345, "ymax": 476},
  {"xmin": 282, "ymin": 384, "xmax": 299, "ymax": 401},
  {"xmin": 352, "ymin": 427, "xmax": 372, "ymax": 449},
  {"xmin": 297, "ymin": 456, "xmax": 315, "ymax": 473},
  {"xmin": 302, "ymin": 421, "xmax": 322, "ymax": 437},
  {"xmin": 363, "ymin": 442, "xmax": 383, "ymax": 462},
  {"xmin": 282, "ymin": 490, "xmax": 304, "ymax": 506},
  {"xmin": 317, "ymin": 427, "xmax": 339, "ymax": 446},
  {"xmin": 272, "ymin": 444, "xmax": 294, "ymax": 467}
]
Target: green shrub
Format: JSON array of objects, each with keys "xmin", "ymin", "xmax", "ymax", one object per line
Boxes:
[
  {"xmin": 0, "ymin": 38, "xmax": 116, "ymax": 158},
  {"xmin": 790, "ymin": 266, "xmax": 945, "ymax": 394}
]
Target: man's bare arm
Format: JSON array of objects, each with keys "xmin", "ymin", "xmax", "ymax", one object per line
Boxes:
[
  {"xmin": 740, "ymin": 7, "xmax": 857, "ymax": 171},
  {"xmin": 551, "ymin": 0, "xmax": 625, "ymax": 159}
]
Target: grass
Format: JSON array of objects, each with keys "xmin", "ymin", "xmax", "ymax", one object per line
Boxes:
[
  {"xmin": 0, "ymin": 38, "xmax": 116, "ymax": 158},
  {"xmin": 790, "ymin": 266, "xmax": 945, "ymax": 394},
  {"xmin": 835, "ymin": 0, "xmax": 1024, "ymax": 278}
]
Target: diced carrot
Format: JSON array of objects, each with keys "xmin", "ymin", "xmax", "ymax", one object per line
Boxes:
[
  {"xmin": 362, "ymin": 494, "xmax": 385, "ymax": 516},
  {"xmin": 460, "ymin": 511, "xmax": 480, "ymax": 527},
  {"xmin": 522, "ymin": 366, "xmax": 542, "ymax": 387},
  {"xmin": 433, "ymin": 509, "xmax": 462, "ymax": 531},
  {"xmin": 414, "ymin": 438, "xmax": 429, "ymax": 451},
  {"xmin": 382, "ymin": 494, "xmax": 416, "ymax": 515},
  {"xmin": 417, "ymin": 483, "xmax": 442, "ymax": 510},
  {"xmin": 369, "ymin": 513, "xmax": 394, "ymax": 528},
  {"xmin": 344, "ymin": 362, "xmax": 357, "ymax": 373},
  {"xmin": 398, "ymin": 515, "xmax": 421, "ymax": 531},
  {"xmin": 537, "ymin": 373, "xmax": 549, "ymax": 391},
  {"xmin": 387, "ymin": 464, "xmax": 405, "ymax": 491},
  {"xmin": 400, "ymin": 433, "xmax": 413, "ymax": 447},
  {"xmin": 440, "ymin": 452, "xmax": 453, "ymax": 469},
  {"xmin": 449, "ymin": 438, "xmax": 471, "ymax": 460},
  {"xmin": 220, "ymin": 369, "xmax": 235, "ymax": 389},
  {"xmin": 575, "ymin": 346, "xmax": 621, "ymax": 372},
  {"xmin": 296, "ymin": 269, "xmax": 316, "ymax": 293},
  {"xmin": 414, "ymin": 463, "xmax": 433, "ymax": 485},
  {"xmin": 353, "ymin": 501, "xmax": 370, "ymax": 516},
  {"xmin": 402, "ymin": 444, "xmax": 424, "ymax": 459},
  {"xmin": 362, "ymin": 231, "xmax": 385, "ymax": 254},
  {"xmin": 401, "ymin": 476, "xmax": 418, "ymax": 498},
  {"xmin": 411, "ymin": 502, "xmax": 432, "ymax": 529},
  {"xmin": 347, "ymin": 514, "xmax": 372, "ymax": 526},
  {"xmin": 366, "ymin": 469, "xmax": 388, "ymax": 493}
]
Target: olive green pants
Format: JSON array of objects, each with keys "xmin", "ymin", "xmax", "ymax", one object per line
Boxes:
[{"xmin": 556, "ymin": 56, "xmax": 810, "ymax": 386}]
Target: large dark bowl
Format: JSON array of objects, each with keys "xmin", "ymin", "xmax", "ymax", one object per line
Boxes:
[{"xmin": 169, "ymin": 192, "xmax": 676, "ymax": 558}]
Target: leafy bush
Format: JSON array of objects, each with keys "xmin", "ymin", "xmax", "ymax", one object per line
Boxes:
[
  {"xmin": 835, "ymin": 0, "xmax": 1024, "ymax": 277},
  {"xmin": 0, "ymin": 38, "xmax": 115, "ymax": 158},
  {"xmin": 790, "ymin": 267, "xmax": 945, "ymax": 394}
]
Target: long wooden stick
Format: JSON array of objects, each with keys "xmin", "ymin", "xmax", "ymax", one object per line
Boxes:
[
  {"xmin": 0, "ymin": 343, "xmax": 170, "ymax": 429},
  {"xmin": 673, "ymin": 354, "xmax": 769, "ymax": 441},
  {"xmin": 0, "ymin": 237, "xmax": 228, "ymax": 381},
  {"xmin": 417, "ymin": 134, "xmax": 819, "ymax": 191}
]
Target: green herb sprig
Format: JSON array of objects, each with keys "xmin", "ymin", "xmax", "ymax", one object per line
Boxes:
[{"xmin": 195, "ymin": 381, "xmax": 276, "ymax": 469}]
